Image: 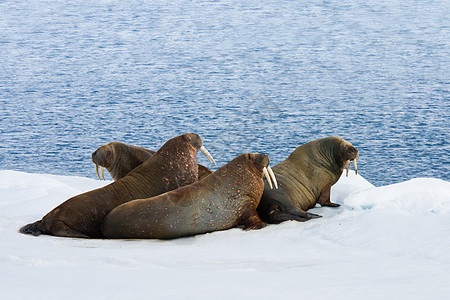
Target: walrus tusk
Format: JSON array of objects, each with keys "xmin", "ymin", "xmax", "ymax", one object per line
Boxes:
[
  {"xmin": 346, "ymin": 160, "xmax": 350, "ymax": 177},
  {"xmin": 267, "ymin": 166, "xmax": 278, "ymax": 189},
  {"xmin": 95, "ymin": 164, "xmax": 101, "ymax": 180},
  {"xmin": 200, "ymin": 146, "xmax": 216, "ymax": 166},
  {"xmin": 101, "ymin": 166, "xmax": 105, "ymax": 180},
  {"xmin": 354, "ymin": 158, "xmax": 358, "ymax": 175},
  {"xmin": 263, "ymin": 167, "xmax": 273, "ymax": 189}
]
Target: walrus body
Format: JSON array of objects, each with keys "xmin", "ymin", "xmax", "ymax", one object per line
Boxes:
[
  {"xmin": 101, "ymin": 153, "xmax": 274, "ymax": 239},
  {"xmin": 257, "ymin": 136, "xmax": 359, "ymax": 224},
  {"xmin": 20, "ymin": 133, "xmax": 209, "ymax": 238},
  {"xmin": 92, "ymin": 142, "xmax": 212, "ymax": 181}
]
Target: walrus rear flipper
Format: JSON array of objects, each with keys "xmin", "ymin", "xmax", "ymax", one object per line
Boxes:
[
  {"xmin": 258, "ymin": 185, "xmax": 322, "ymax": 224},
  {"xmin": 48, "ymin": 221, "xmax": 92, "ymax": 239},
  {"xmin": 20, "ymin": 221, "xmax": 42, "ymax": 236},
  {"xmin": 269, "ymin": 210, "xmax": 322, "ymax": 223},
  {"xmin": 20, "ymin": 220, "xmax": 92, "ymax": 238},
  {"xmin": 317, "ymin": 183, "xmax": 340, "ymax": 207}
]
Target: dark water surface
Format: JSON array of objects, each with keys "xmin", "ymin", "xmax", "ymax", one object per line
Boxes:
[{"xmin": 1, "ymin": 0, "xmax": 449, "ymax": 186}]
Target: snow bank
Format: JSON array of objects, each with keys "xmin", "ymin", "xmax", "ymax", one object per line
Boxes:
[{"xmin": 1, "ymin": 170, "xmax": 450, "ymax": 299}]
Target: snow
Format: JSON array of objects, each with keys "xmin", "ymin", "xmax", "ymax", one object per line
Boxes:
[{"xmin": 1, "ymin": 170, "xmax": 450, "ymax": 299}]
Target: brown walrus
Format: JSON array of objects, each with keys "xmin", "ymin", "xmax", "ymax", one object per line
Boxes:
[
  {"xmin": 91, "ymin": 142, "xmax": 153, "ymax": 181},
  {"xmin": 257, "ymin": 136, "xmax": 359, "ymax": 224},
  {"xmin": 91, "ymin": 142, "xmax": 213, "ymax": 181},
  {"xmin": 101, "ymin": 153, "xmax": 278, "ymax": 239},
  {"xmin": 19, "ymin": 133, "xmax": 215, "ymax": 238}
]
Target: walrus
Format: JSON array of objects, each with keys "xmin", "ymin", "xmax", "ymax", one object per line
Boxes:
[
  {"xmin": 19, "ymin": 133, "xmax": 216, "ymax": 238},
  {"xmin": 101, "ymin": 153, "xmax": 278, "ymax": 239},
  {"xmin": 91, "ymin": 142, "xmax": 213, "ymax": 181},
  {"xmin": 257, "ymin": 136, "xmax": 359, "ymax": 224}
]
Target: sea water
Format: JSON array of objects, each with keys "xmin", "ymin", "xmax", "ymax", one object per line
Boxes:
[{"xmin": 0, "ymin": 0, "xmax": 449, "ymax": 186}]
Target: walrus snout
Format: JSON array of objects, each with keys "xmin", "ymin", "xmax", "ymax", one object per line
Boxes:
[
  {"xmin": 339, "ymin": 141, "xmax": 358, "ymax": 161},
  {"xmin": 92, "ymin": 150, "xmax": 103, "ymax": 164},
  {"xmin": 248, "ymin": 153, "xmax": 269, "ymax": 168},
  {"xmin": 182, "ymin": 133, "xmax": 216, "ymax": 166},
  {"xmin": 92, "ymin": 145, "xmax": 112, "ymax": 165},
  {"xmin": 340, "ymin": 143, "xmax": 359, "ymax": 176},
  {"xmin": 345, "ymin": 146, "xmax": 358, "ymax": 161},
  {"xmin": 248, "ymin": 153, "xmax": 278, "ymax": 189},
  {"xmin": 92, "ymin": 145, "xmax": 112, "ymax": 180}
]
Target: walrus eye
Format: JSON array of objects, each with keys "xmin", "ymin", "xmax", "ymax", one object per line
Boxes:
[{"xmin": 107, "ymin": 151, "xmax": 111, "ymax": 156}]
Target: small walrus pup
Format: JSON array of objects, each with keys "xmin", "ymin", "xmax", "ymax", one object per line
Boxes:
[
  {"xmin": 91, "ymin": 142, "xmax": 213, "ymax": 181},
  {"xmin": 20, "ymin": 133, "xmax": 215, "ymax": 238},
  {"xmin": 257, "ymin": 136, "xmax": 359, "ymax": 224},
  {"xmin": 101, "ymin": 153, "xmax": 278, "ymax": 239}
]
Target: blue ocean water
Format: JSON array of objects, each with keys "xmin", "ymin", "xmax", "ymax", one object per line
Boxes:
[{"xmin": 0, "ymin": 0, "xmax": 449, "ymax": 187}]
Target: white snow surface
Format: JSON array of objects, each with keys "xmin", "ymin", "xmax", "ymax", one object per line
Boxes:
[{"xmin": 1, "ymin": 170, "xmax": 450, "ymax": 299}]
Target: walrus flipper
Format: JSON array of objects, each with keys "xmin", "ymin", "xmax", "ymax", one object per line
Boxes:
[
  {"xmin": 239, "ymin": 204, "xmax": 267, "ymax": 230},
  {"xmin": 48, "ymin": 221, "xmax": 92, "ymax": 239},
  {"xmin": 317, "ymin": 183, "xmax": 340, "ymax": 207},
  {"xmin": 20, "ymin": 221, "xmax": 43, "ymax": 236},
  {"xmin": 272, "ymin": 210, "xmax": 321, "ymax": 222},
  {"xmin": 266, "ymin": 203, "xmax": 322, "ymax": 224},
  {"xmin": 258, "ymin": 185, "xmax": 322, "ymax": 224}
]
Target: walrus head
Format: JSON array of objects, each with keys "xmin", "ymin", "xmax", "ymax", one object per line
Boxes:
[
  {"xmin": 91, "ymin": 142, "xmax": 154, "ymax": 181},
  {"xmin": 181, "ymin": 133, "xmax": 216, "ymax": 166},
  {"xmin": 158, "ymin": 133, "xmax": 216, "ymax": 168},
  {"xmin": 246, "ymin": 153, "xmax": 278, "ymax": 189},
  {"xmin": 91, "ymin": 142, "xmax": 117, "ymax": 180},
  {"xmin": 337, "ymin": 139, "xmax": 359, "ymax": 176}
]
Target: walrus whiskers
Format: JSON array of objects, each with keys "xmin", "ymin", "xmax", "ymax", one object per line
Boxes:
[{"xmin": 200, "ymin": 146, "xmax": 216, "ymax": 165}]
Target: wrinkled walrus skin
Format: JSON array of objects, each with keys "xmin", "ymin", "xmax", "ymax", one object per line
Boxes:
[
  {"xmin": 20, "ymin": 133, "xmax": 207, "ymax": 238},
  {"xmin": 91, "ymin": 142, "xmax": 212, "ymax": 181},
  {"xmin": 101, "ymin": 153, "xmax": 271, "ymax": 240},
  {"xmin": 257, "ymin": 136, "xmax": 359, "ymax": 224}
]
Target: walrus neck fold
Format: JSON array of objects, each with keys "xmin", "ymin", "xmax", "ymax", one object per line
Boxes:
[
  {"xmin": 109, "ymin": 144, "xmax": 154, "ymax": 180},
  {"xmin": 285, "ymin": 138, "xmax": 341, "ymax": 178},
  {"xmin": 311, "ymin": 137, "xmax": 345, "ymax": 176},
  {"xmin": 324, "ymin": 143, "xmax": 344, "ymax": 174}
]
